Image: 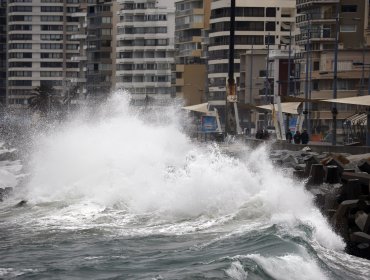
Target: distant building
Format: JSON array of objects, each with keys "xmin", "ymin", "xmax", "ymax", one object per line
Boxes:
[
  {"xmin": 116, "ymin": 0, "xmax": 176, "ymax": 105},
  {"xmin": 173, "ymin": 0, "xmax": 211, "ymax": 106},
  {"xmin": 86, "ymin": 0, "xmax": 117, "ymax": 102},
  {"xmin": 295, "ymin": 0, "xmax": 370, "ymax": 137},
  {"xmin": 208, "ymin": 0, "xmax": 296, "ymax": 110},
  {"xmin": 6, "ymin": 0, "xmax": 88, "ymax": 110},
  {"xmin": 0, "ymin": 0, "xmax": 6, "ymax": 108}
]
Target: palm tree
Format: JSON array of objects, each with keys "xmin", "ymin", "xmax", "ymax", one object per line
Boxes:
[{"xmin": 28, "ymin": 85, "xmax": 60, "ymax": 117}]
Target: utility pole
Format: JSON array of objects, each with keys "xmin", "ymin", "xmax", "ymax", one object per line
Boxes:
[
  {"xmin": 264, "ymin": 34, "xmax": 271, "ymax": 129},
  {"xmin": 332, "ymin": 3, "xmax": 340, "ymax": 146},
  {"xmin": 304, "ymin": 14, "xmax": 310, "ymax": 132},
  {"xmin": 225, "ymin": 0, "xmax": 236, "ymax": 135},
  {"xmin": 287, "ymin": 26, "xmax": 292, "ymax": 97},
  {"xmin": 248, "ymin": 44, "xmax": 254, "ymax": 136},
  {"xmin": 225, "ymin": 0, "xmax": 241, "ymax": 135}
]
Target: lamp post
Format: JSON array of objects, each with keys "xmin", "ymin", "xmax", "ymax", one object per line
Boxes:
[{"xmin": 331, "ymin": 3, "xmax": 340, "ymax": 146}]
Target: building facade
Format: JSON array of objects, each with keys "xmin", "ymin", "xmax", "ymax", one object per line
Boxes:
[
  {"xmin": 116, "ymin": 0, "xmax": 175, "ymax": 104},
  {"xmin": 0, "ymin": 0, "xmax": 6, "ymax": 108},
  {"xmin": 295, "ymin": 0, "xmax": 370, "ymax": 137},
  {"xmin": 208, "ymin": 0, "xmax": 296, "ymax": 107},
  {"xmin": 173, "ymin": 0, "xmax": 211, "ymax": 106},
  {"xmin": 86, "ymin": 0, "xmax": 117, "ymax": 101},
  {"xmin": 6, "ymin": 0, "xmax": 88, "ymax": 110}
]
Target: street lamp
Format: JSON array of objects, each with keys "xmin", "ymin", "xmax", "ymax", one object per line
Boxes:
[{"xmin": 331, "ymin": 2, "xmax": 340, "ymax": 146}]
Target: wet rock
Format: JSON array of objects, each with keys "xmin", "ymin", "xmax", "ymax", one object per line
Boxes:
[
  {"xmin": 343, "ymin": 179, "xmax": 363, "ymax": 200},
  {"xmin": 358, "ymin": 160, "xmax": 370, "ymax": 174},
  {"xmin": 15, "ymin": 200, "xmax": 27, "ymax": 207},
  {"xmin": 306, "ymin": 164, "xmax": 325, "ymax": 187},
  {"xmin": 332, "ymin": 199, "xmax": 359, "ymax": 240},
  {"xmin": 325, "ymin": 165, "xmax": 340, "ymax": 184},
  {"xmin": 355, "ymin": 211, "xmax": 370, "ymax": 234},
  {"xmin": 293, "ymin": 170, "xmax": 305, "ymax": 180},
  {"xmin": 350, "ymin": 231, "xmax": 370, "ymax": 243},
  {"xmin": 304, "ymin": 156, "xmax": 320, "ymax": 176}
]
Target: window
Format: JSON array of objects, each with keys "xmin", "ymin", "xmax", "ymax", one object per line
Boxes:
[
  {"xmin": 9, "ymin": 43, "xmax": 32, "ymax": 49},
  {"xmin": 9, "ymin": 25, "xmax": 32, "ymax": 31},
  {"xmin": 66, "ymin": 62, "xmax": 79, "ymax": 68},
  {"xmin": 41, "ymin": 6, "xmax": 63, "ymax": 12},
  {"xmin": 40, "ymin": 71, "xmax": 63, "ymax": 77},
  {"xmin": 265, "ymin": 22, "xmax": 276, "ymax": 31},
  {"xmin": 266, "ymin": 8, "xmax": 276, "ymax": 17},
  {"xmin": 66, "ymin": 44, "xmax": 79, "ymax": 50},
  {"xmin": 41, "ymin": 53, "xmax": 63, "ymax": 59},
  {"xmin": 9, "ymin": 80, "xmax": 32, "ymax": 86},
  {"xmin": 9, "ymin": 34, "xmax": 32, "ymax": 40},
  {"xmin": 41, "ymin": 34, "xmax": 63, "ymax": 40},
  {"xmin": 9, "ymin": 62, "xmax": 32, "ymax": 67},
  {"xmin": 9, "ymin": 53, "xmax": 32, "ymax": 59},
  {"xmin": 9, "ymin": 71, "xmax": 32, "ymax": 77},
  {"xmin": 41, "ymin": 43, "xmax": 63, "ymax": 49},
  {"xmin": 9, "ymin": 6, "xmax": 32, "ymax": 12},
  {"xmin": 41, "ymin": 25, "xmax": 63, "ymax": 31},
  {"xmin": 341, "ymin": 5, "xmax": 357, "ymax": 13},
  {"xmin": 41, "ymin": 62, "xmax": 63, "ymax": 68},
  {"xmin": 9, "ymin": 15, "xmax": 32, "ymax": 21},
  {"xmin": 102, "ymin": 17, "xmax": 111, "ymax": 24},
  {"xmin": 41, "ymin": 16, "xmax": 63, "ymax": 21},
  {"xmin": 340, "ymin": 24, "xmax": 356, "ymax": 32}
]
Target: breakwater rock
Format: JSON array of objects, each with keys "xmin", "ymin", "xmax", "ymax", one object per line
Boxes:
[
  {"xmin": 0, "ymin": 142, "xmax": 22, "ymax": 202},
  {"xmin": 271, "ymin": 149, "xmax": 370, "ymax": 259}
]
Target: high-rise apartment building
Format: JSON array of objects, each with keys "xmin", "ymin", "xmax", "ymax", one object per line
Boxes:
[
  {"xmin": 86, "ymin": 0, "xmax": 117, "ymax": 101},
  {"xmin": 0, "ymin": 0, "xmax": 6, "ymax": 108},
  {"xmin": 7, "ymin": 0, "xmax": 86, "ymax": 109},
  {"xmin": 295, "ymin": 0, "xmax": 369, "ymax": 135},
  {"xmin": 116, "ymin": 0, "xmax": 175, "ymax": 104},
  {"xmin": 208, "ymin": 0, "xmax": 296, "ymax": 107},
  {"xmin": 173, "ymin": 0, "xmax": 211, "ymax": 106}
]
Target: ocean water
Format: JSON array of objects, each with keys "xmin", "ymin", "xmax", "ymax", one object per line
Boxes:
[{"xmin": 1, "ymin": 93, "xmax": 370, "ymax": 279}]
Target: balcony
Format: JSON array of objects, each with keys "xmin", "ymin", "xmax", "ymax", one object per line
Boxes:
[
  {"xmin": 71, "ymin": 56, "xmax": 87, "ymax": 62},
  {"xmin": 71, "ymin": 12, "xmax": 87, "ymax": 18},
  {"xmin": 297, "ymin": 0, "xmax": 339, "ymax": 9},
  {"xmin": 71, "ymin": 34, "xmax": 87, "ymax": 40}
]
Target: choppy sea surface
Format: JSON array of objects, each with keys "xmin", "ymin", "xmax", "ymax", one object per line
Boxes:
[{"xmin": 1, "ymin": 93, "xmax": 370, "ymax": 279}]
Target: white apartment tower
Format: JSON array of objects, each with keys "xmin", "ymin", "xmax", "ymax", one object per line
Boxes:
[
  {"xmin": 208, "ymin": 0, "xmax": 295, "ymax": 105},
  {"xmin": 7, "ymin": 0, "xmax": 87, "ymax": 109},
  {"xmin": 116, "ymin": 0, "xmax": 175, "ymax": 104}
]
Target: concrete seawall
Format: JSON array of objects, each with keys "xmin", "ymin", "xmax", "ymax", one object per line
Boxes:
[{"xmin": 246, "ymin": 138, "xmax": 370, "ymax": 155}]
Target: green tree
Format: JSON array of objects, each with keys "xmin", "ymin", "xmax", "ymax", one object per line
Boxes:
[{"xmin": 28, "ymin": 85, "xmax": 61, "ymax": 117}]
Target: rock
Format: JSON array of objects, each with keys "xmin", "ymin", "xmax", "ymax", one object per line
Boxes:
[
  {"xmin": 355, "ymin": 211, "xmax": 370, "ymax": 233},
  {"xmin": 293, "ymin": 170, "xmax": 305, "ymax": 180},
  {"xmin": 332, "ymin": 199, "xmax": 359, "ymax": 240},
  {"xmin": 358, "ymin": 199, "xmax": 370, "ymax": 212},
  {"xmin": 302, "ymin": 146, "xmax": 312, "ymax": 152},
  {"xmin": 306, "ymin": 164, "xmax": 325, "ymax": 187},
  {"xmin": 358, "ymin": 160, "xmax": 370, "ymax": 174},
  {"xmin": 343, "ymin": 179, "xmax": 362, "ymax": 200},
  {"xmin": 15, "ymin": 200, "xmax": 27, "ymax": 207},
  {"xmin": 304, "ymin": 156, "xmax": 320, "ymax": 176},
  {"xmin": 325, "ymin": 165, "xmax": 340, "ymax": 184},
  {"xmin": 350, "ymin": 231, "xmax": 370, "ymax": 243}
]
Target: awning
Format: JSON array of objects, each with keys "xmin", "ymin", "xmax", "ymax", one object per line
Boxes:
[
  {"xmin": 182, "ymin": 103, "xmax": 209, "ymax": 114},
  {"xmin": 257, "ymin": 102, "xmax": 302, "ymax": 115},
  {"xmin": 322, "ymin": 95, "xmax": 370, "ymax": 106}
]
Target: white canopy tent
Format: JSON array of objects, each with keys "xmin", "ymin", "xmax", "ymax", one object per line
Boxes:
[
  {"xmin": 257, "ymin": 102, "xmax": 302, "ymax": 115},
  {"xmin": 322, "ymin": 95, "xmax": 370, "ymax": 106}
]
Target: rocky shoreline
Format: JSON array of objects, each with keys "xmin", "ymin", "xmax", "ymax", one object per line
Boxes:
[
  {"xmin": 271, "ymin": 148, "xmax": 370, "ymax": 260},
  {"xmin": 0, "ymin": 142, "xmax": 22, "ymax": 203}
]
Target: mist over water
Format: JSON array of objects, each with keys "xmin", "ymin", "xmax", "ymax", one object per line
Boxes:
[{"xmin": 1, "ymin": 92, "xmax": 370, "ymax": 279}]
